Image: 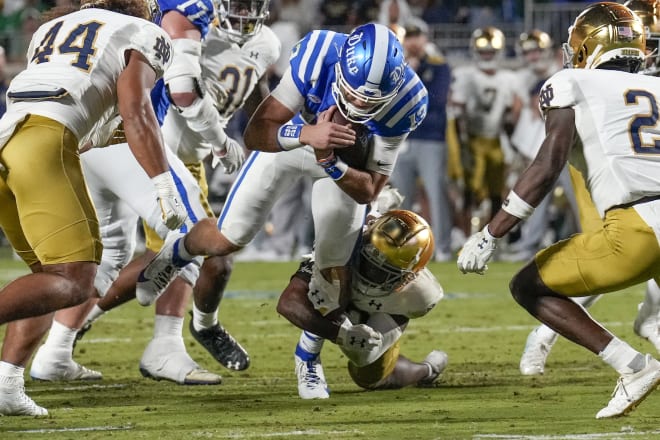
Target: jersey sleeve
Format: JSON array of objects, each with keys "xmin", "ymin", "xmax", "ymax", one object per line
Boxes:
[
  {"xmin": 371, "ymin": 68, "xmax": 428, "ymax": 138},
  {"xmin": 399, "ymin": 269, "xmax": 444, "ymax": 319},
  {"xmin": 128, "ymin": 24, "xmax": 173, "ymax": 78},
  {"xmin": 158, "ymin": 0, "xmax": 215, "ymax": 38},
  {"xmin": 538, "ymin": 69, "xmax": 577, "ymax": 116}
]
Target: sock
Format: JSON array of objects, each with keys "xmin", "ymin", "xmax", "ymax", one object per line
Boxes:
[
  {"xmin": 295, "ymin": 331, "xmax": 325, "ymax": 361},
  {"xmin": 173, "ymin": 236, "xmax": 195, "ymax": 267},
  {"xmin": 153, "ymin": 315, "xmax": 184, "ymax": 338},
  {"xmin": 534, "ymin": 325, "xmax": 558, "ymax": 343},
  {"xmin": 599, "ymin": 337, "xmax": 645, "ymax": 375},
  {"xmin": 0, "ymin": 361, "xmax": 24, "ymax": 377},
  {"xmin": 43, "ymin": 320, "xmax": 77, "ymax": 353},
  {"xmin": 0, "ymin": 361, "xmax": 24, "ymax": 387},
  {"xmin": 85, "ymin": 304, "xmax": 106, "ymax": 325},
  {"xmin": 192, "ymin": 302, "xmax": 218, "ymax": 332}
]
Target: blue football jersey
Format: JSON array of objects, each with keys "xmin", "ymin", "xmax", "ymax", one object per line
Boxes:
[
  {"xmin": 288, "ymin": 30, "xmax": 428, "ymax": 138},
  {"xmin": 151, "ymin": 0, "xmax": 216, "ymax": 125}
]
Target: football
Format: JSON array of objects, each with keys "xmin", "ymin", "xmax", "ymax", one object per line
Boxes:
[{"xmin": 331, "ymin": 110, "xmax": 372, "ymax": 170}]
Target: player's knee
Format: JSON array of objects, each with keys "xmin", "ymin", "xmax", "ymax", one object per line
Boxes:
[
  {"xmin": 509, "ymin": 261, "xmax": 548, "ymax": 313},
  {"xmin": 202, "ymin": 255, "xmax": 233, "ymax": 281}
]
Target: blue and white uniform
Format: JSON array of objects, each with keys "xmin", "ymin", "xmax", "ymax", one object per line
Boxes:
[{"xmin": 219, "ymin": 29, "xmax": 428, "ymax": 269}]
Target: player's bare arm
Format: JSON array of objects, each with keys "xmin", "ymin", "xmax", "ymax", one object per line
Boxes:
[
  {"xmin": 488, "ymin": 106, "xmax": 576, "ymax": 237},
  {"xmin": 117, "ymin": 50, "xmax": 168, "ymax": 179}
]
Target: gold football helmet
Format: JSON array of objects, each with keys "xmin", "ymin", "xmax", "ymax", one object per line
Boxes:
[
  {"xmin": 624, "ymin": 0, "xmax": 660, "ymax": 74},
  {"xmin": 518, "ymin": 29, "xmax": 554, "ymax": 73},
  {"xmin": 354, "ymin": 210, "xmax": 435, "ymax": 296},
  {"xmin": 563, "ymin": 2, "xmax": 645, "ymax": 71},
  {"xmin": 470, "ymin": 26, "xmax": 505, "ymax": 71}
]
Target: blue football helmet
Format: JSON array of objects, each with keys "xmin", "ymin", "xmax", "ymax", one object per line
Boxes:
[
  {"xmin": 332, "ymin": 23, "xmax": 407, "ymax": 123},
  {"xmin": 216, "ymin": 0, "xmax": 270, "ymax": 45}
]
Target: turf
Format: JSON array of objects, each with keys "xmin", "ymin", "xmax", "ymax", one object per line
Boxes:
[{"xmin": 1, "ymin": 252, "xmax": 660, "ymax": 439}]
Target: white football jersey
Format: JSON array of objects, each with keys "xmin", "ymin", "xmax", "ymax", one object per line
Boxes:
[
  {"xmin": 0, "ymin": 9, "xmax": 171, "ymax": 148},
  {"xmin": 162, "ymin": 25, "xmax": 281, "ymax": 163},
  {"xmin": 450, "ymin": 65, "xmax": 517, "ymax": 138},
  {"xmin": 351, "ymin": 268, "xmax": 443, "ymax": 319},
  {"xmin": 539, "ymin": 68, "xmax": 660, "ymax": 216}
]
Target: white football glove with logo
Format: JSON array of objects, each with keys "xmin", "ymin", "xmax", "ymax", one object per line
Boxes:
[
  {"xmin": 152, "ymin": 172, "xmax": 188, "ymax": 230},
  {"xmin": 336, "ymin": 317, "xmax": 382, "ymax": 351},
  {"xmin": 457, "ymin": 225, "xmax": 500, "ymax": 274},
  {"xmin": 212, "ymin": 136, "xmax": 245, "ymax": 174}
]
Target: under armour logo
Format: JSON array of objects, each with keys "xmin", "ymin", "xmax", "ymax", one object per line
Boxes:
[
  {"xmin": 153, "ymin": 36, "xmax": 171, "ymax": 64},
  {"xmin": 250, "ymin": 51, "xmax": 259, "ymax": 59},
  {"xmin": 349, "ymin": 336, "xmax": 367, "ymax": 348},
  {"xmin": 368, "ymin": 299, "xmax": 382, "ymax": 311},
  {"xmin": 477, "ymin": 238, "xmax": 489, "ymax": 250},
  {"xmin": 310, "ymin": 289, "xmax": 319, "ymax": 297},
  {"xmin": 539, "ymin": 84, "xmax": 554, "ymax": 108}
]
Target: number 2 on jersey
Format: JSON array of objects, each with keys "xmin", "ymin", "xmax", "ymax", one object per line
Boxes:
[
  {"xmin": 625, "ymin": 89, "xmax": 660, "ymax": 154},
  {"xmin": 31, "ymin": 20, "xmax": 103, "ymax": 72}
]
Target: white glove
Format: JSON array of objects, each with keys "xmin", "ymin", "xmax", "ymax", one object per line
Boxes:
[
  {"xmin": 457, "ymin": 225, "xmax": 499, "ymax": 275},
  {"xmin": 212, "ymin": 136, "xmax": 245, "ymax": 174},
  {"xmin": 152, "ymin": 172, "xmax": 188, "ymax": 230},
  {"xmin": 336, "ymin": 317, "xmax": 382, "ymax": 351}
]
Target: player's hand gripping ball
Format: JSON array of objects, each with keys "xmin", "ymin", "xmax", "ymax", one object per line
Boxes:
[{"xmin": 331, "ymin": 110, "xmax": 372, "ymax": 170}]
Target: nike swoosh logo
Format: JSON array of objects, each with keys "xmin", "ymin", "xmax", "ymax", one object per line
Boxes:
[
  {"xmin": 377, "ymin": 161, "xmax": 392, "ymax": 167},
  {"xmin": 137, "ymin": 271, "xmax": 149, "ymax": 283}
]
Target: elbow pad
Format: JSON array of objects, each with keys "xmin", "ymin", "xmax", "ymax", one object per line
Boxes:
[{"xmin": 163, "ymin": 38, "xmax": 202, "ymax": 93}]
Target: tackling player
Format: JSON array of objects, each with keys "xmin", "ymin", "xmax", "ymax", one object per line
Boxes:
[{"xmin": 277, "ymin": 209, "xmax": 447, "ymax": 399}]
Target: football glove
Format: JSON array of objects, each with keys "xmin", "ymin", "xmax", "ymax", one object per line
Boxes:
[
  {"xmin": 457, "ymin": 225, "xmax": 499, "ymax": 274},
  {"xmin": 336, "ymin": 317, "xmax": 382, "ymax": 351},
  {"xmin": 152, "ymin": 172, "xmax": 188, "ymax": 230},
  {"xmin": 212, "ymin": 136, "xmax": 245, "ymax": 174}
]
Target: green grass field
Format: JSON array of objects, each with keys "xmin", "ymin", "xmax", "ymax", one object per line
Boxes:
[{"xmin": 1, "ymin": 251, "xmax": 660, "ymax": 439}]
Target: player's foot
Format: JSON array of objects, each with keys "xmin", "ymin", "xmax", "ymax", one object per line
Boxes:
[
  {"xmin": 136, "ymin": 232, "xmax": 190, "ymax": 306},
  {"xmin": 139, "ymin": 336, "xmax": 221, "ymax": 385},
  {"xmin": 519, "ymin": 326, "xmax": 558, "ymax": 375},
  {"xmin": 295, "ymin": 355, "xmax": 329, "ymax": 399},
  {"xmin": 596, "ymin": 354, "xmax": 660, "ymax": 419},
  {"xmin": 0, "ymin": 377, "xmax": 48, "ymax": 416},
  {"xmin": 30, "ymin": 347, "xmax": 102, "ymax": 381},
  {"xmin": 189, "ymin": 319, "xmax": 250, "ymax": 371},
  {"xmin": 418, "ymin": 350, "xmax": 449, "ymax": 386},
  {"xmin": 633, "ymin": 302, "xmax": 660, "ymax": 352}
]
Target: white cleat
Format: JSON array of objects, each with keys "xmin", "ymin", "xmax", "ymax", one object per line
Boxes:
[
  {"xmin": 596, "ymin": 354, "xmax": 660, "ymax": 419},
  {"xmin": 418, "ymin": 350, "xmax": 449, "ymax": 386},
  {"xmin": 0, "ymin": 377, "xmax": 48, "ymax": 416},
  {"xmin": 633, "ymin": 302, "xmax": 660, "ymax": 353},
  {"xmin": 30, "ymin": 347, "xmax": 102, "ymax": 381},
  {"xmin": 519, "ymin": 326, "xmax": 558, "ymax": 376},
  {"xmin": 139, "ymin": 336, "xmax": 221, "ymax": 385},
  {"xmin": 136, "ymin": 232, "xmax": 188, "ymax": 306},
  {"xmin": 295, "ymin": 355, "xmax": 329, "ymax": 399}
]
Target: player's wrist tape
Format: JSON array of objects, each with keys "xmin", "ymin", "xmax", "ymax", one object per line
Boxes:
[
  {"xmin": 317, "ymin": 153, "xmax": 348, "ymax": 180},
  {"xmin": 151, "ymin": 171, "xmax": 176, "ymax": 196},
  {"xmin": 335, "ymin": 317, "xmax": 352, "ymax": 346},
  {"xmin": 277, "ymin": 124, "xmax": 304, "ymax": 151},
  {"xmin": 502, "ymin": 190, "xmax": 534, "ymax": 220}
]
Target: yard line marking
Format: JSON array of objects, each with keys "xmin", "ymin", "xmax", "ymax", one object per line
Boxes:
[
  {"xmin": 222, "ymin": 429, "xmax": 364, "ymax": 438},
  {"xmin": 32, "ymin": 383, "xmax": 128, "ymax": 392},
  {"xmin": 7, "ymin": 425, "xmax": 132, "ymax": 434},
  {"xmin": 473, "ymin": 430, "xmax": 660, "ymax": 439}
]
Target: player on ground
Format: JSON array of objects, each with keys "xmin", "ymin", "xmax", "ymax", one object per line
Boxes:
[
  {"xmin": 277, "ymin": 208, "xmax": 447, "ymax": 399},
  {"xmin": 458, "ymin": 2, "xmax": 660, "ymax": 419}
]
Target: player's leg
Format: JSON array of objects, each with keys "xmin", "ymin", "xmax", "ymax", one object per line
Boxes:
[
  {"xmin": 510, "ymin": 206, "xmax": 660, "ymax": 418},
  {"xmin": 633, "ymin": 278, "xmax": 660, "ymax": 352}
]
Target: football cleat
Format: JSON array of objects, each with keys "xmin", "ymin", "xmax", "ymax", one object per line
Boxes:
[
  {"xmin": 189, "ymin": 318, "xmax": 250, "ymax": 371},
  {"xmin": 0, "ymin": 377, "xmax": 48, "ymax": 416},
  {"xmin": 596, "ymin": 354, "xmax": 660, "ymax": 419},
  {"xmin": 295, "ymin": 355, "xmax": 330, "ymax": 399},
  {"xmin": 519, "ymin": 326, "xmax": 558, "ymax": 376},
  {"xmin": 418, "ymin": 350, "xmax": 449, "ymax": 386},
  {"xmin": 136, "ymin": 232, "xmax": 189, "ymax": 306},
  {"xmin": 139, "ymin": 336, "xmax": 221, "ymax": 385},
  {"xmin": 30, "ymin": 347, "xmax": 102, "ymax": 381},
  {"xmin": 633, "ymin": 301, "xmax": 660, "ymax": 352}
]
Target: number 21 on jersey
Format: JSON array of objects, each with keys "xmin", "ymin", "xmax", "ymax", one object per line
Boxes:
[{"xmin": 625, "ymin": 89, "xmax": 660, "ymax": 154}]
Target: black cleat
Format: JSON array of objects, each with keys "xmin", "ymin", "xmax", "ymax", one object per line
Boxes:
[{"xmin": 189, "ymin": 319, "xmax": 250, "ymax": 371}]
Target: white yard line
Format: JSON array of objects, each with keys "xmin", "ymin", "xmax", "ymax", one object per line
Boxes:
[{"xmin": 7, "ymin": 425, "xmax": 132, "ymax": 434}]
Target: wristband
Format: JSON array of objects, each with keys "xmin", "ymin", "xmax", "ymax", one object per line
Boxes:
[
  {"xmin": 502, "ymin": 190, "xmax": 535, "ymax": 220},
  {"xmin": 277, "ymin": 124, "xmax": 304, "ymax": 151},
  {"xmin": 317, "ymin": 154, "xmax": 348, "ymax": 180}
]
